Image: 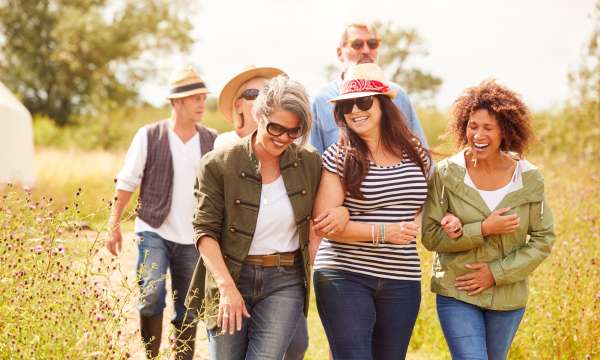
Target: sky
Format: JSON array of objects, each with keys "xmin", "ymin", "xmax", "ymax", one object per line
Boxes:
[{"xmin": 140, "ymin": 0, "xmax": 598, "ymax": 111}]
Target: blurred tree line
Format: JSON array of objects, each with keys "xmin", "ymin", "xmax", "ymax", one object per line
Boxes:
[{"xmin": 0, "ymin": 0, "xmax": 195, "ymax": 126}]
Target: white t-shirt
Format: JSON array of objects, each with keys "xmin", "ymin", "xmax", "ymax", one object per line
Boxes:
[
  {"xmin": 116, "ymin": 126, "xmax": 201, "ymax": 245},
  {"xmin": 213, "ymin": 130, "xmax": 240, "ymax": 150},
  {"xmin": 464, "ymin": 163, "xmax": 519, "ymax": 212},
  {"xmin": 248, "ymin": 176, "xmax": 299, "ymax": 255}
]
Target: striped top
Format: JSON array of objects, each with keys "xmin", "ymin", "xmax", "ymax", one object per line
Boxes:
[{"xmin": 314, "ymin": 142, "xmax": 429, "ymax": 281}]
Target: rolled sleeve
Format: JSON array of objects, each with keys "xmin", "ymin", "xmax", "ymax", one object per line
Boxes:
[
  {"xmin": 192, "ymin": 155, "xmax": 225, "ymax": 248},
  {"xmin": 115, "ymin": 127, "xmax": 147, "ymax": 192}
]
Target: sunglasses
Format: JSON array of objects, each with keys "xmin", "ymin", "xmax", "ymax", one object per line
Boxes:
[
  {"xmin": 346, "ymin": 38, "xmax": 381, "ymax": 51},
  {"xmin": 239, "ymin": 88, "xmax": 260, "ymax": 101},
  {"xmin": 265, "ymin": 122, "xmax": 303, "ymax": 139},
  {"xmin": 337, "ymin": 96, "xmax": 374, "ymax": 115}
]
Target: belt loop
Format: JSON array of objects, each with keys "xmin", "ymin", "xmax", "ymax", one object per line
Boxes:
[{"xmin": 275, "ymin": 254, "xmax": 281, "ymax": 268}]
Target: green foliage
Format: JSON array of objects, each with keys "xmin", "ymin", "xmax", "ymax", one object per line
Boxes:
[
  {"xmin": 375, "ymin": 21, "xmax": 443, "ymax": 106},
  {"xmin": 0, "ymin": 0, "xmax": 195, "ymax": 125}
]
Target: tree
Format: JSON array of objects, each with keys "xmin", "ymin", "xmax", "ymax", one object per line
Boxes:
[
  {"xmin": 375, "ymin": 21, "xmax": 442, "ymax": 106},
  {"xmin": 0, "ymin": 0, "xmax": 195, "ymax": 125},
  {"xmin": 323, "ymin": 22, "xmax": 442, "ymax": 106}
]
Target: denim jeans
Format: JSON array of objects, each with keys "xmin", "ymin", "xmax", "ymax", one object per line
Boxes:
[
  {"xmin": 314, "ymin": 268, "xmax": 421, "ymax": 360},
  {"xmin": 207, "ymin": 259, "xmax": 305, "ymax": 360},
  {"xmin": 436, "ymin": 295, "xmax": 525, "ymax": 360},
  {"xmin": 284, "ymin": 316, "xmax": 308, "ymax": 360},
  {"xmin": 136, "ymin": 231, "xmax": 199, "ymax": 326}
]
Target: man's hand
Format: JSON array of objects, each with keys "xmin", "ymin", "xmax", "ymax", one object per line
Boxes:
[
  {"xmin": 482, "ymin": 207, "xmax": 520, "ymax": 236},
  {"xmin": 106, "ymin": 226, "xmax": 123, "ymax": 256},
  {"xmin": 455, "ymin": 262, "xmax": 495, "ymax": 295},
  {"xmin": 217, "ymin": 284, "xmax": 251, "ymax": 335}
]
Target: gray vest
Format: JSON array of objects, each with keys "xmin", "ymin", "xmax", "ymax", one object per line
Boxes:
[{"xmin": 137, "ymin": 119, "xmax": 217, "ymax": 228}]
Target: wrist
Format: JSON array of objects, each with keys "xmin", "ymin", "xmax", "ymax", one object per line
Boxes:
[
  {"xmin": 481, "ymin": 220, "xmax": 489, "ymax": 236},
  {"xmin": 217, "ymin": 279, "xmax": 236, "ymax": 292}
]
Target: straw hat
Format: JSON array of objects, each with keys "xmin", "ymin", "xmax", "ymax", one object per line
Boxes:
[
  {"xmin": 218, "ymin": 65, "xmax": 285, "ymax": 122},
  {"xmin": 329, "ymin": 63, "xmax": 396, "ymax": 102},
  {"xmin": 167, "ymin": 66, "xmax": 210, "ymax": 99}
]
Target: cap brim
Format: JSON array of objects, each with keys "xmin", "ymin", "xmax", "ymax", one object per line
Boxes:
[
  {"xmin": 167, "ymin": 88, "xmax": 210, "ymax": 100},
  {"xmin": 218, "ymin": 67, "xmax": 285, "ymax": 122},
  {"xmin": 329, "ymin": 90, "xmax": 396, "ymax": 103}
]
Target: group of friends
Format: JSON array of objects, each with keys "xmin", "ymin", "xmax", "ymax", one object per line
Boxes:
[{"xmin": 105, "ymin": 22, "xmax": 555, "ymax": 360}]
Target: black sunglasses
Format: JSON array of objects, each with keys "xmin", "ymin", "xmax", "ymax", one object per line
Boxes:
[
  {"xmin": 239, "ymin": 88, "xmax": 260, "ymax": 101},
  {"xmin": 266, "ymin": 122, "xmax": 303, "ymax": 139},
  {"xmin": 346, "ymin": 38, "xmax": 381, "ymax": 50},
  {"xmin": 337, "ymin": 96, "xmax": 374, "ymax": 115}
]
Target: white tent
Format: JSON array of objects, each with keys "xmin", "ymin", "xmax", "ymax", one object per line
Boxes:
[{"xmin": 0, "ymin": 81, "xmax": 35, "ymax": 189}]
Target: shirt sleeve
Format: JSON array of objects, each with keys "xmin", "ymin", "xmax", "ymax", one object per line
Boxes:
[
  {"xmin": 115, "ymin": 127, "xmax": 148, "ymax": 192},
  {"xmin": 309, "ymin": 100, "xmax": 325, "ymax": 154},
  {"xmin": 394, "ymin": 90, "xmax": 429, "ymax": 149},
  {"xmin": 322, "ymin": 143, "xmax": 343, "ymax": 175}
]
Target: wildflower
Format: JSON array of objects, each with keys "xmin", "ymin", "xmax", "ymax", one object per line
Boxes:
[
  {"xmin": 56, "ymin": 243, "xmax": 66, "ymax": 255},
  {"xmin": 34, "ymin": 245, "xmax": 43, "ymax": 253}
]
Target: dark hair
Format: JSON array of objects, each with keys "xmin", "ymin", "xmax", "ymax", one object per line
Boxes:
[
  {"xmin": 450, "ymin": 79, "xmax": 534, "ymax": 155},
  {"xmin": 333, "ymin": 95, "xmax": 431, "ymax": 199}
]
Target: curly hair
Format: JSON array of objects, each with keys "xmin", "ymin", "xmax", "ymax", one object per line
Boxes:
[{"xmin": 449, "ymin": 80, "xmax": 534, "ymax": 155}]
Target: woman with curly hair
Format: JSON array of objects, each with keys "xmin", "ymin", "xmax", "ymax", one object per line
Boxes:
[{"xmin": 422, "ymin": 80, "xmax": 555, "ymax": 360}]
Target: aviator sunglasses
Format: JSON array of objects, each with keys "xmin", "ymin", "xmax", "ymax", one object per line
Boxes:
[
  {"xmin": 239, "ymin": 88, "xmax": 260, "ymax": 101},
  {"xmin": 265, "ymin": 122, "xmax": 303, "ymax": 139},
  {"xmin": 346, "ymin": 38, "xmax": 381, "ymax": 50},
  {"xmin": 337, "ymin": 95, "xmax": 375, "ymax": 114}
]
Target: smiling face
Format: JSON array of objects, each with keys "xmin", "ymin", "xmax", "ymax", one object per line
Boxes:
[
  {"xmin": 466, "ymin": 108, "xmax": 503, "ymax": 159},
  {"xmin": 341, "ymin": 95, "xmax": 382, "ymax": 140},
  {"xmin": 255, "ymin": 109, "xmax": 300, "ymax": 158}
]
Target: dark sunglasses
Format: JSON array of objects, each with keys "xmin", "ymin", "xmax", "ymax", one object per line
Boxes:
[
  {"xmin": 239, "ymin": 88, "xmax": 260, "ymax": 101},
  {"xmin": 266, "ymin": 122, "xmax": 303, "ymax": 139},
  {"xmin": 337, "ymin": 96, "xmax": 374, "ymax": 115},
  {"xmin": 346, "ymin": 38, "xmax": 381, "ymax": 50}
]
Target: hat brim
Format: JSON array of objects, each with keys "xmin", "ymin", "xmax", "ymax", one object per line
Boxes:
[
  {"xmin": 329, "ymin": 90, "xmax": 396, "ymax": 103},
  {"xmin": 166, "ymin": 87, "xmax": 210, "ymax": 100},
  {"xmin": 218, "ymin": 67, "xmax": 285, "ymax": 122}
]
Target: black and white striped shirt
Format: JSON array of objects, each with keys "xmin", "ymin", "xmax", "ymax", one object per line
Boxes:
[{"xmin": 314, "ymin": 142, "xmax": 429, "ymax": 281}]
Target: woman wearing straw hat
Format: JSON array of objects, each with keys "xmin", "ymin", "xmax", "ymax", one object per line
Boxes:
[
  {"xmin": 311, "ymin": 63, "xmax": 432, "ymax": 359},
  {"xmin": 214, "ymin": 66, "xmax": 284, "ymax": 149},
  {"xmin": 187, "ymin": 75, "xmax": 349, "ymax": 360}
]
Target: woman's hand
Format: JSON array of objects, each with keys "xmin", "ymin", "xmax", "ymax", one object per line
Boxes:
[
  {"xmin": 385, "ymin": 222, "xmax": 419, "ymax": 245},
  {"xmin": 313, "ymin": 206, "xmax": 350, "ymax": 237},
  {"xmin": 455, "ymin": 263, "xmax": 495, "ymax": 295},
  {"xmin": 217, "ymin": 284, "xmax": 251, "ymax": 334},
  {"xmin": 482, "ymin": 207, "xmax": 520, "ymax": 236},
  {"xmin": 441, "ymin": 213, "xmax": 463, "ymax": 239}
]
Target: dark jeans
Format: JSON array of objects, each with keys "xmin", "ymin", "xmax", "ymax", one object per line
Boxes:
[
  {"xmin": 207, "ymin": 260, "xmax": 305, "ymax": 360},
  {"xmin": 136, "ymin": 231, "xmax": 199, "ymax": 326},
  {"xmin": 284, "ymin": 316, "xmax": 308, "ymax": 360},
  {"xmin": 314, "ymin": 268, "xmax": 421, "ymax": 360},
  {"xmin": 436, "ymin": 295, "xmax": 525, "ymax": 360}
]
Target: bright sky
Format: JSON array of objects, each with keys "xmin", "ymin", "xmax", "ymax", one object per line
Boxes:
[{"xmin": 141, "ymin": 0, "xmax": 597, "ymax": 111}]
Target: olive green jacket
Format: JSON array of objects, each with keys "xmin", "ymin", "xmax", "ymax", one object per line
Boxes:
[
  {"xmin": 422, "ymin": 150, "xmax": 555, "ymax": 310},
  {"xmin": 185, "ymin": 135, "xmax": 322, "ymax": 329}
]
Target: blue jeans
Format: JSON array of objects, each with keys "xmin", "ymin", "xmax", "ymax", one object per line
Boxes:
[
  {"xmin": 436, "ymin": 295, "xmax": 525, "ymax": 360},
  {"xmin": 136, "ymin": 231, "xmax": 199, "ymax": 326},
  {"xmin": 314, "ymin": 269, "xmax": 421, "ymax": 360},
  {"xmin": 284, "ymin": 316, "xmax": 308, "ymax": 360},
  {"xmin": 207, "ymin": 260, "xmax": 306, "ymax": 360}
]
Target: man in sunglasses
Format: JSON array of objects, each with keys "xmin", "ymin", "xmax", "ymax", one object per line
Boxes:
[{"xmin": 310, "ymin": 22, "xmax": 428, "ymax": 154}]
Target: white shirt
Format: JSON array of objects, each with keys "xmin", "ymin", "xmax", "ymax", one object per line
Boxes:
[
  {"xmin": 213, "ymin": 130, "xmax": 240, "ymax": 150},
  {"xmin": 248, "ymin": 176, "xmax": 299, "ymax": 255},
  {"xmin": 116, "ymin": 126, "xmax": 201, "ymax": 245},
  {"xmin": 464, "ymin": 162, "xmax": 520, "ymax": 212}
]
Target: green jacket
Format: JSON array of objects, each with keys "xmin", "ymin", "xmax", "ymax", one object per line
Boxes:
[
  {"xmin": 185, "ymin": 135, "xmax": 322, "ymax": 329},
  {"xmin": 422, "ymin": 150, "xmax": 555, "ymax": 310}
]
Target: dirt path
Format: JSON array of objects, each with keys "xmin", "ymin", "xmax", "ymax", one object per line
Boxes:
[{"xmin": 99, "ymin": 232, "xmax": 209, "ymax": 359}]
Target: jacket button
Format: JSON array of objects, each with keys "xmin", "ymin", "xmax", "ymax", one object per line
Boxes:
[
  {"xmin": 229, "ymin": 227, "xmax": 236, "ymax": 233},
  {"xmin": 301, "ymin": 189, "xmax": 307, "ymax": 195},
  {"xmin": 235, "ymin": 199, "xmax": 241, "ymax": 204},
  {"xmin": 240, "ymin": 172, "xmax": 246, "ymax": 178},
  {"xmin": 293, "ymin": 162, "xmax": 299, "ymax": 168},
  {"xmin": 306, "ymin": 215, "xmax": 311, "ymax": 221}
]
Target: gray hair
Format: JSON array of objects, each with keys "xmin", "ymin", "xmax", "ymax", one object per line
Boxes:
[{"xmin": 252, "ymin": 75, "xmax": 312, "ymax": 145}]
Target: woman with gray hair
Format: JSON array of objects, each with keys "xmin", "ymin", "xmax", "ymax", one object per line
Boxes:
[{"xmin": 186, "ymin": 75, "xmax": 348, "ymax": 359}]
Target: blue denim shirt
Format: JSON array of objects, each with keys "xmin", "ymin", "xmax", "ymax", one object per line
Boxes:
[{"xmin": 310, "ymin": 76, "xmax": 429, "ymax": 154}]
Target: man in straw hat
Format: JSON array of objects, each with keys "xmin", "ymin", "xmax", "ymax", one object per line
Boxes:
[
  {"xmin": 214, "ymin": 65, "xmax": 284, "ymax": 149},
  {"xmin": 106, "ymin": 65, "xmax": 217, "ymax": 359},
  {"xmin": 310, "ymin": 22, "xmax": 428, "ymax": 154}
]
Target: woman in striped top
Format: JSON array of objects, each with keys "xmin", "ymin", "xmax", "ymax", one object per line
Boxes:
[{"xmin": 311, "ymin": 63, "xmax": 431, "ymax": 359}]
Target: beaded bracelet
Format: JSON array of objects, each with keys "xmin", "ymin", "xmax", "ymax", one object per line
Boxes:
[
  {"xmin": 379, "ymin": 223, "xmax": 386, "ymax": 244},
  {"xmin": 371, "ymin": 224, "xmax": 376, "ymax": 245}
]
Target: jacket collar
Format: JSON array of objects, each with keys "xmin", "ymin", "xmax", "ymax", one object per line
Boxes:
[{"xmin": 441, "ymin": 149, "xmax": 545, "ymax": 214}]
